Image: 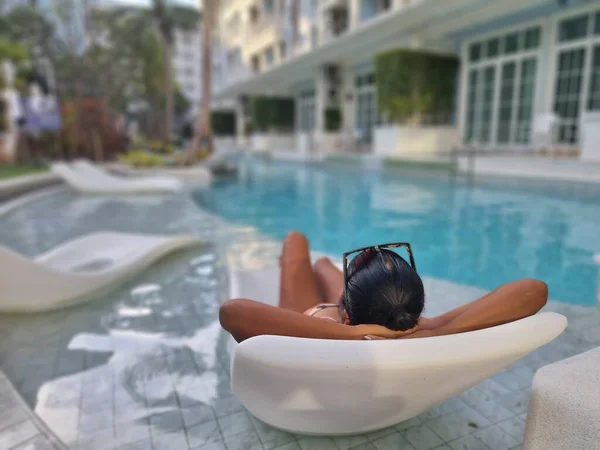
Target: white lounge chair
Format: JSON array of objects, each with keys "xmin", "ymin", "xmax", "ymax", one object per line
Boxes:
[
  {"xmin": 52, "ymin": 161, "xmax": 183, "ymax": 194},
  {"xmin": 228, "ymin": 266, "xmax": 567, "ymax": 435},
  {"xmin": 0, "ymin": 232, "xmax": 201, "ymax": 312}
]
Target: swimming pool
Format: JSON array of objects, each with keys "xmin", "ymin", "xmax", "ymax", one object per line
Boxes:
[{"xmin": 194, "ymin": 158, "xmax": 600, "ymax": 306}]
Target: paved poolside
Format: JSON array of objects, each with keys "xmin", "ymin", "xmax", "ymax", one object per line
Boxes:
[{"xmin": 0, "ymin": 188, "xmax": 599, "ymax": 450}]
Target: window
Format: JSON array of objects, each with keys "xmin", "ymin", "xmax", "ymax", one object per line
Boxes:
[
  {"xmin": 469, "ymin": 43, "xmax": 481, "ymax": 62},
  {"xmin": 589, "ymin": 46, "xmax": 600, "ymax": 110},
  {"xmin": 524, "ymin": 27, "xmax": 541, "ymax": 50},
  {"xmin": 263, "ymin": 0, "xmax": 274, "ymax": 15},
  {"xmin": 496, "ymin": 62, "xmax": 516, "ymax": 144},
  {"xmin": 504, "ymin": 33, "xmax": 519, "ymax": 54},
  {"xmin": 552, "ymin": 9, "xmax": 600, "ymax": 144},
  {"xmin": 299, "ymin": 89, "xmax": 316, "ymax": 132},
  {"xmin": 249, "ymin": 6, "xmax": 260, "ymax": 24},
  {"xmin": 558, "ymin": 14, "xmax": 589, "ymax": 42},
  {"xmin": 486, "ymin": 38, "xmax": 499, "ymax": 58},
  {"xmin": 515, "ymin": 58, "xmax": 537, "ymax": 143},
  {"xmin": 554, "ymin": 48, "xmax": 586, "ymax": 144},
  {"xmin": 251, "ymin": 54, "xmax": 261, "ymax": 73},
  {"xmin": 279, "ymin": 41, "xmax": 287, "ymax": 60},
  {"xmin": 464, "ymin": 25, "xmax": 542, "ymax": 146},
  {"xmin": 264, "ymin": 47, "xmax": 275, "ymax": 68},
  {"xmin": 355, "ymin": 72, "xmax": 379, "ymax": 142}
]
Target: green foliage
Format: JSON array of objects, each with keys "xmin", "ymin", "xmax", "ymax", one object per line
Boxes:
[
  {"xmin": 375, "ymin": 49, "xmax": 458, "ymax": 124},
  {"xmin": 119, "ymin": 149, "xmax": 166, "ymax": 167},
  {"xmin": 324, "ymin": 107, "xmax": 342, "ymax": 132},
  {"xmin": 130, "ymin": 136, "xmax": 176, "ymax": 154},
  {"xmin": 250, "ymin": 97, "xmax": 295, "ymax": 132},
  {"xmin": 0, "ymin": 165, "xmax": 47, "ymax": 179},
  {"xmin": 211, "ymin": 110, "xmax": 236, "ymax": 136},
  {"xmin": 0, "ymin": 39, "xmax": 29, "ymax": 62}
]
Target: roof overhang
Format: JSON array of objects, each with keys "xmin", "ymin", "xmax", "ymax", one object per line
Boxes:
[{"xmin": 216, "ymin": 0, "xmax": 550, "ymax": 98}]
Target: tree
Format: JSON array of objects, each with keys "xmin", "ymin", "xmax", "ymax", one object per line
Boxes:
[{"xmin": 187, "ymin": 0, "xmax": 217, "ymax": 163}]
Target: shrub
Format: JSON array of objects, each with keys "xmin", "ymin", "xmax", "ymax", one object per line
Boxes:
[
  {"xmin": 119, "ymin": 150, "xmax": 165, "ymax": 167},
  {"xmin": 250, "ymin": 96, "xmax": 295, "ymax": 133},
  {"xmin": 211, "ymin": 110, "xmax": 236, "ymax": 136},
  {"xmin": 375, "ymin": 49, "xmax": 458, "ymax": 124},
  {"xmin": 324, "ymin": 107, "xmax": 342, "ymax": 132}
]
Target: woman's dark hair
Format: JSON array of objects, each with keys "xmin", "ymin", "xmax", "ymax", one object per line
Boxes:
[{"xmin": 341, "ymin": 249, "xmax": 424, "ymax": 331}]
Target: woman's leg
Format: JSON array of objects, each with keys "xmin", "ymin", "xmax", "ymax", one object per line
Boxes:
[
  {"xmin": 313, "ymin": 257, "xmax": 344, "ymax": 305},
  {"xmin": 278, "ymin": 232, "xmax": 324, "ymax": 313}
]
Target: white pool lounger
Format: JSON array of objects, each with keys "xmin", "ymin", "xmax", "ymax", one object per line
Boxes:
[
  {"xmin": 52, "ymin": 161, "xmax": 183, "ymax": 194},
  {"xmin": 0, "ymin": 232, "xmax": 201, "ymax": 313},
  {"xmin": 228, "ymin": 266, "xmax": 567, "ymax": 435}
]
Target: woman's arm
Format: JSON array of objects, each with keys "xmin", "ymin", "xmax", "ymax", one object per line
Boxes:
[
  {"xmin": 220, "ymin": 298, "xmax": 416, "ymax": 343},
  {"xmin": 413, "ymin": 279, "xmax": 548, "ymax": 338}
]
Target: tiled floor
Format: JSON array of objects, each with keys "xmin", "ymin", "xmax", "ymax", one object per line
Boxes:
[{"xmin": 0, "ymin": 188, "xmax": 599, "ymax": 450}]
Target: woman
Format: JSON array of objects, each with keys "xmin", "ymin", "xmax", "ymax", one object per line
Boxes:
[{"xmin": 220, "ymin": 232, "xmax": 548, "ymax": 343}]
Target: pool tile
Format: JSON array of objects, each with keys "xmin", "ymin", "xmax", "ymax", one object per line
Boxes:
[
  {"xmin": 424, "ymin": 405, "xmax": 490, "ymax": 442},
  {"xmin": 472, "ymin": 425, "xmax": 519, "ymax": 450},
  {"xmin": 394, "ymin": 416, "xmax": 423, "ymax": 431},
  {"xmin": 186, "ymin": 419, "xmax": 222, "ymax": 449},
  {"xmin": 297, "ymin": 436, "xmax": 338, "ymax": 450},
  {"xmin": 332, "ymin": 434, "xmax": 369, "ymax": 449},
  {"xmin": 210, "ymin": 396, "xmax": 245, "ymax": 418},
  {"xmin": 249, "ymin": 416, "xmax": 296, "ymax": 450},
  {"xmin": 114, "ymin": 421, "xmax": 151, "ymax": 448},
  {"xmin": 0, "ymin": 420, "xmax": 39, "ymax": 449},
  {"xmin": 190, "ymin": 442, "xmax": 227, "ymax": 450},
  {"xmin": 181, "ymin": 404, "xmax": 216, "ymax": 429},
  {"xmin": 365, "ymin": 425, "xmax": 398, "ymax": 441},
  {"xmin": 402, "ymin": 424, "xmax": 444, "ymax": 450},
  {"xmin": 217, "ymin": 410, "xmax": 254, "ymax": 438},
  {"xmin": 448, "ymin": 435, "xmax": 489, "ymax": 450},
  {"xmin": 270, "ymin": 442, "xmax": 301, "ymax": 450},
  {"xmin": 114, "ymin": 437, "xmax": 153, "ymax": 450},
  {"xmin": 79, "ymin": 408, "xmax": 114, "ymax": 435},
  {"xmin": 76, "ymin": 427, "xmax": 115, "ymax": 450},
  {"xmin": 346, "ymin": 442, "xmax": 377, "ymax": 450},
  {"xmin": 468, "ymin": 395, "xmax": 514, "ymax": 423},
  {"xmin": 151, "ymin": 429, "xmax": 189, "ymax": 450},
  {"xmin": 371, "ymin": 431, "xmax": 415, "ymax": 449},
  {"xmin": 223, "ymin": 428, "xmax": 263, "ymax": 450},
  {"xmin": 10, "ymin": 433, "xmax": 57, "ymax": 450},
  {"xmin": 149, "ymin": 410, "xmax": 185, "ymax": 433},
  {"xmin": 497, "ymin": 416, "xmax": 526, "ymax": 441}
]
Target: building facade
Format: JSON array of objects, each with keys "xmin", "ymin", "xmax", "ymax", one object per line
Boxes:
[{"xmin": 213, "ymin": 0, "xmax": 600, "ymax": 158}]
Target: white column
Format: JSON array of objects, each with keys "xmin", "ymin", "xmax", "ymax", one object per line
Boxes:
[
  {"xmin": 235, "ymin": 98, "xmax": 246, "ymax": 147},
  {"xmin": 315, "ymin": 67, "xmax": 328, "ymax": 134},
  {"xmin": 341, "ymin": 64, "xmax": 356, "ymax": 133},
  {"xmin": 535, "ymin": 17, "xmax": 555, "ymax": 117},
  {"xmin": 349, "ymin": 0, "xmax": 361, "ymax": 31}
]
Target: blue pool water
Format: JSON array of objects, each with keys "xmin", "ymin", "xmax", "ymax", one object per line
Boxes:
[{"xmin": 194, "ymin": 158, "xmax": 600, "ymax": 305}]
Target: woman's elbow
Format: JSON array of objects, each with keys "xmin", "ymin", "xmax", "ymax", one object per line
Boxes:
[
  {"xmin": 523, "ymin": 279, "xmax": 548, "ymax": 311},
  {"xmin": 219, "ymin": 298, "xmax": 252, "ymax": 342}
]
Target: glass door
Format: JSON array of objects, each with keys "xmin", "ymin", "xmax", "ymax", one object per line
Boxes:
[{"xmin": 553, "ymin": 47, "xmax": 586, "ymax": 144}]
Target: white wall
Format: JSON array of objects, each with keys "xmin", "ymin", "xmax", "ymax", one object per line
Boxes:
[{"xmin": 374, "ymin": 125, "xmax": 461, "ymax": 157}]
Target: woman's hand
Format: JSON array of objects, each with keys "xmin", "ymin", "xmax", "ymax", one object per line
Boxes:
[{"xmin": 352, "ymin": 323, "xmax": 420, "ymax": 340}]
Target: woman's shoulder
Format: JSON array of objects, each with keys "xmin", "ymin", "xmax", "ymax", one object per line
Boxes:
[{"xmin": 304, "ymin": 304, "xmax": 342, "ymax": 322}]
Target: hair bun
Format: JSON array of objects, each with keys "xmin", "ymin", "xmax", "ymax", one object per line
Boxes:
[{"xmin": 385, "ymin": 304, "xmax": 415, "ymax": 332}]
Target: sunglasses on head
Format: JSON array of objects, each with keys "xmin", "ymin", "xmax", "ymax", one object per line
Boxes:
[{"xmin": 342, "ymin": 242, "xmax": 416, "ymax": 303}]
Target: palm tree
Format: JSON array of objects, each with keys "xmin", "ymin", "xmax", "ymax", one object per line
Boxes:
[
  {"xmin": 152, "ymin": 0, "xmax": 174, "ymax": 146},
  {"xmin": 187, "ymin": 0, "xmax": 216, "ymax": 162}
]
